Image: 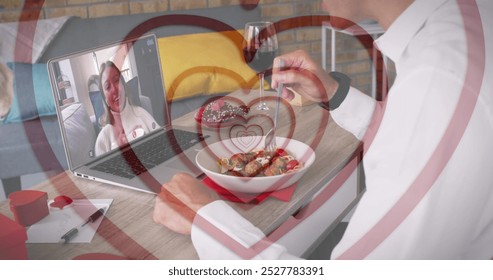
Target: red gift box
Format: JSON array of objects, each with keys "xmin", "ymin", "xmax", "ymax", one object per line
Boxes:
[
  {"xmin": 0, "ymin": 213, "xmax": 28, "ymax": 260},
  {"xmin": 9, "ymin": 190, "xmax": 49, "ymax": 226}
]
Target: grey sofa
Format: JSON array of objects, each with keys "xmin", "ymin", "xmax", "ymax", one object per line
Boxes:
[{"xmin": 0, "ymin": 5, "xmax": 261, "ymax": 195}]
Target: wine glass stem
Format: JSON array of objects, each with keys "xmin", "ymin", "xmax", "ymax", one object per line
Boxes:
[{"xmin": 258, "ymin": 72, "xmax": 268, "ymax": 110}]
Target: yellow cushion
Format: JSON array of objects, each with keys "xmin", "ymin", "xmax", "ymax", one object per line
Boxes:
[{"xmin": 158, "ymin": 30, "xmax": 265, "ymax": 101}]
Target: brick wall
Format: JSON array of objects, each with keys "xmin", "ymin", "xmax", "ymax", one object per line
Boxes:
[{"xmin": 1, "ymin": 0, "xmax": 390, "ymax": 97}]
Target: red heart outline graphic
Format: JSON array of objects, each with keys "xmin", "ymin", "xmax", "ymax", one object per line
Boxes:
[
  {"xmin": 230, "ymin": 123, "xmax": 263, "ymax": 152},
  {"xmin": 17, "ymin": 12, "xmax": 332, "ymax": 260},
  {"xmin": 17, "ymin": 4, "xmax": 486, "ymax": 260}
]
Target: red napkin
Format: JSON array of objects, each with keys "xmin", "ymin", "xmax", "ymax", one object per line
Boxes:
[{"xmin": 202, "ymin": 177, "xmax": 296, "ymax": 204}]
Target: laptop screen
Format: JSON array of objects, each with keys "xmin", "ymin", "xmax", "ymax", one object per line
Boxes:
[{"xmin": 48, "ymin": 34, "xmax": 169, "ymax": 169}]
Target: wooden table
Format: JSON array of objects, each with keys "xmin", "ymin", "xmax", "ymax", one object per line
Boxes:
[{"xmin": 0, "ymin": 90, "xmax": 361, "ymax": 260}]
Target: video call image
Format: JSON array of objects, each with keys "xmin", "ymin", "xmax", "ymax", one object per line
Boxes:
[{"xmin": 49, "ymin": 36, "xmax": 167, "ymax": 168}]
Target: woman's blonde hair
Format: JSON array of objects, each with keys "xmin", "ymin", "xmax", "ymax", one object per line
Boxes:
[{"xmin": 98, "ymin": 61, "xmax": 136, "ymax": 126}]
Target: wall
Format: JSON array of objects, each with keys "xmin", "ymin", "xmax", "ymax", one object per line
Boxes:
[{"xmin": 0, "ymin": 0, "xmax": 391, "ymax": 97}]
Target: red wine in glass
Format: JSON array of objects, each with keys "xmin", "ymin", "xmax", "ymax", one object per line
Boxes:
[
  {"xmin": 243, "ymin": 21, "xmax": 279, "ymax": 110},
  {"xmin": 243, "ymin": 49, "xmax": 278, "ymax": 74}
]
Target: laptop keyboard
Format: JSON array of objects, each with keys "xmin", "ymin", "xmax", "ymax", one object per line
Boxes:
[{"xmin": 90, "ymin": 129, "xmax": 207, "ymax": 179}]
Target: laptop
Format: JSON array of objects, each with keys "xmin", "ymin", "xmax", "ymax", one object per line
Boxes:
[{"xmin": 47, "ymin": 34, "xmax": 208, "ymax": 194}]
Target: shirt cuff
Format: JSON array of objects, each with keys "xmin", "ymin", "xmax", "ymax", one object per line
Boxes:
[
  {"xmin": 330, "ymin": 87, "xmax": 377, "ymax": 140},
  {"xmin": 191, "ymin": 200, "xmax": 296, "ymax": 259}
]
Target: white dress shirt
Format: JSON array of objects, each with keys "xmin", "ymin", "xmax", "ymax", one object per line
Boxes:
[{"xmin": 191, "ymin": 0, "xmax": 493, "ymax": 259}]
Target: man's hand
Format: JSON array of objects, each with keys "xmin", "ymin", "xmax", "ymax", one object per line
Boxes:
[
  {"xmin": 153, "ymin": 173, "xmax": 220, "ymax": 235},
  {"xmin": 271, "ymin": 50, "xmax": 338, "ymax": 103}
]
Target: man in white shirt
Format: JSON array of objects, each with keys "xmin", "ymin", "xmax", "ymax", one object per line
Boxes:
[{"xmin": 153, "ymin": 0, "xmax": 493, "ymax": 259}]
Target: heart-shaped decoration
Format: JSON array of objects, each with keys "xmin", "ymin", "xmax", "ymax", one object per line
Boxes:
[{"xmin": 49, "ymin": 195, "xmax": 74, "ymax": 210}]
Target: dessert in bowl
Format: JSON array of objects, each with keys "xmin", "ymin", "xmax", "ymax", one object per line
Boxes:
[{"xmin": 195, "ymin": 137, "xmax": 316, "ymax": 194}]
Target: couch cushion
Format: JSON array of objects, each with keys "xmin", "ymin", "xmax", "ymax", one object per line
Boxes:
[
  {"xmin": 158, "ymin": 30, "xmax": 263, "ymax": 101},
  {"xmin": 0, "ymin": 117, "xmax": 67, "ymax": 179},
  {"xmin": 2, "ymin": 62, "xmax": 56, "ymax": 124}
]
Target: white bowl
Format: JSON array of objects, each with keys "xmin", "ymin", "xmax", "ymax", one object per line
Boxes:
[{"xmin": 196, "ymin": 137, "xmax": 316, "ymax": 194}]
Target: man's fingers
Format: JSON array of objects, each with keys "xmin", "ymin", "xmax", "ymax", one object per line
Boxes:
[{"xmin": 282, "ymin": 87, "xmax": 294, "ymax": 100}]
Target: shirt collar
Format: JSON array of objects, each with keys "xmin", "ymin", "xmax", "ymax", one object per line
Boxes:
[{"xmin": 375, "ymin": 0, "xmax": 449, "ymax": 63}]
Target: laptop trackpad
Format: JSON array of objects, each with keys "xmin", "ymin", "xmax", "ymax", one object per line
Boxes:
[{"xmin": 148, "ymin": 157, "xmax": 202, "ymax": 182}]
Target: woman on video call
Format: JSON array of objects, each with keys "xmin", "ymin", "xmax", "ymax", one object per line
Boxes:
[{"xmin": 94, "ymin": 61, "xmax": 158, "ymax": 156}]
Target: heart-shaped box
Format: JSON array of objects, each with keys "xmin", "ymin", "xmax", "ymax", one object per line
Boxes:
[{"xmin": 8, "ymin": 190, "xmax": 49, "ymax": 226}]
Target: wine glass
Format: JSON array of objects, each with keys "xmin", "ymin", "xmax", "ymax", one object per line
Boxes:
[{"xmin": 243, "ymin": 21, "xmax": 279, "ymax": 111}]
